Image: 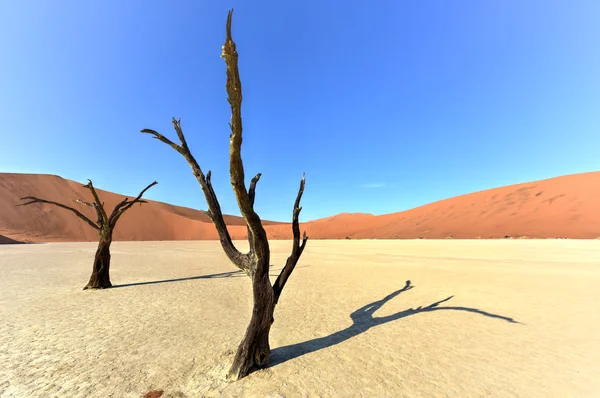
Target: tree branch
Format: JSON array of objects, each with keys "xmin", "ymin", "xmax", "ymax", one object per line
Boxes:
[
  {"xmin": 75, "ymin": 199, "xmax": 94, "ymax": 207},
  {"xmin": 222, "ymin": 9, "xmax": 270, "ymax": 277},
  {"xmin": 75, "ymin": 199, "xmax": 104, "ymax": 227},
  {"xmin": 18, "ymin": 197, "xmax": 100, "ymax": 231},
  {"xmin": 141, "ymin": 127, "xmax": 184, "ymax": 154},
  {"xmin": 248, "ymin": 173, "xmax": 261, "ymax": 207},
  {"xmin": 273, "ymin": 174, "xmax": 309, "ymax": 304},
  {"xmin": 141, "ymin": 120, "xmax": 250, "ymax": 275},
  {"xmin": 83, "ymin": 180, "xmax": 108, "ymax": 225},
  {"xmin": 247, "ymin": 173, "xmax": 261, "ymax": 252},
  {"xmin": 108, "ymin": 181, "xmax": 158, "ymax": 227},
  {"xmin": 205, "ymin": 170, "xmax": 219, "ymax": 219}
]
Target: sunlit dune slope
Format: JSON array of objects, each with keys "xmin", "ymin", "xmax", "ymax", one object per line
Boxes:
[{"xmin": 0, "ymin": 172, "xmax": 598, "ymax": 242}]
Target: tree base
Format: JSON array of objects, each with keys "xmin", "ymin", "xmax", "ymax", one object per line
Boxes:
[
  {"xmin": 227, "ymin": 315, "xmax": 273, "ymax": 380},
  {"xmin": 85, "ymin": 238, "xmax": 112, "ymax": 290},
  {"xmin": 227, "ymin": 338, "xmax": 270, "ymax": 380},
  {"xmin": 82, "ymin": 281, "xmax": 113, "ymax": 290}
]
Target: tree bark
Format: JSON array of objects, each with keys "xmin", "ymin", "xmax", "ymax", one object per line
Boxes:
[
  {"xmin": 228, "ymin": 270, "xmax": 275, "ymax": 380},
  {"xmin": 84, "ymin": 234, "xmax": 112, "ymax": 289}
]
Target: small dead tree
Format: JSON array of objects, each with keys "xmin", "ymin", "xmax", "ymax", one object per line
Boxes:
[
  {"xmin": 18, "ymin": 180, "xmax": 157, "ymax": 289},
  {"xmin": 141, "ymin": 10, "xmax": 308, "ymax": 380}
]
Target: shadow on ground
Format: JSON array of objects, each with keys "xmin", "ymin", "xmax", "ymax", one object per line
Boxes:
[
  {"xmin": 0, "ymin": 234, "xmax": 33, "ymax": 244},
  {"xmin": 111, "ymin": 265, "xmax": 310, "ymax": 289},
  {"xmin": 270, "ymin": 280, "xmax": 520, "ymax": 367}
]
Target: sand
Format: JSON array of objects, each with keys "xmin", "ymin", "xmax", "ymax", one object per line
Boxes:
[
  {"xmin": 1, "ymin": 240, "xmax": 599, "ymax": 397},
  {"xmin": 305, "ymin": 171, "xmax": 600, "ymax": 239},
  {"xmin": 0, "ymin": 173, "xmax": 283, "ymax": 244},
  {"xmin": 2, "ymin": 171, "xmax": 600, "ymax": 243}
]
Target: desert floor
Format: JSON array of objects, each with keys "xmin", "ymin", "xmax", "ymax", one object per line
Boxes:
[{"xmin": 1, "ymin": 240, "xmax": 599, "ymax": 397}]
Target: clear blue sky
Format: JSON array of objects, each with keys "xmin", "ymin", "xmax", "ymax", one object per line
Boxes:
[{"xmin": 1, "ymin": 1, "xmax": 599, "ymax": 222}]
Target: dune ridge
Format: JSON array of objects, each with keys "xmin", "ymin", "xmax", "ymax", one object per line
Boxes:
[{"xmin": 0, "ymin": 171, "xmax": 598, "ymax": 242}]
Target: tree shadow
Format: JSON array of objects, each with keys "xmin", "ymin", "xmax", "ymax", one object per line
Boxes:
[
  {"xmin": 270, "ymin": 280, "xmax": 520, "ymax": 367},
  {"xmin": 111, "ymin": 269, "xmax": 245, "ymax": 288},
  {"xmin": 111, "ymin": 265, "xmax": 310, "ymax": 289}
]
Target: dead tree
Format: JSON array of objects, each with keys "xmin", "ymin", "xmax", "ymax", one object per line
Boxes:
[
  {"xmin": 18, "ymin": 180, "xmax": 157, "ymax": 289},
  {"xmin": 141, "ymin": 9, "xmax": 308, "ymax": 380}
]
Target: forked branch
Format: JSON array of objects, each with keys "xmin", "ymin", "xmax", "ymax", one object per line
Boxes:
[
  {"xmin": 142, "ymin": 119, "xmax": 250, "ymax": 274},
  {"xmin": 108, "ymin": 181, "xmax": 158, "ymax": 227},
  {"xmin": 18, "ymin": 179, "xmax": 157, "ymax": 233},
  {"xmin": 141, "ymin": 124, "xmax": 185, "ymax": 155},
  {"xmin": 142, "ymin": 9, "xmax": 309, "ymax": 301},
  {"xmin": 83, "ymin": 180, "xmax": 108, "ymax": 224},
  {"xmin": 75, "ymin": 199, "xmax": 104, "ymax": 227},
  {"xmin": 273, "ymin": 174, "xmax": 309, "ymax": 303}
]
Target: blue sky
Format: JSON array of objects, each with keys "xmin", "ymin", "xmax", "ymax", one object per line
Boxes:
[{"xmin": 1, "ymin": 1, "xmax": 599, "ymax": 222}]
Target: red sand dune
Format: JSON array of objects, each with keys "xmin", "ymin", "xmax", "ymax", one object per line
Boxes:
[
  {"xmin": 0, "ymin": 172, "xmax": 598, "ymax": 242},
  {"xmin": 306, "ymin": 171, "xmax": 600, "ymax": 240}
]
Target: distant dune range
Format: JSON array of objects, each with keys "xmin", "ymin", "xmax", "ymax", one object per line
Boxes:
[{"xmin": 0, "ymin": 172, "xmax": 598, "ymax": 242}]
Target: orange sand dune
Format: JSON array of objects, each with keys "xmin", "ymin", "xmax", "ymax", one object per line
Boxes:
[
  {"xmin": 0, "ymin": 174, "xmax": 258, "ymax": 243},
  {"xmin": 304, "ymin": 171, "xmax": 600, "ymax": 240},
  {"xmin": 0, "ymin": 172, "xmax": 599, "ymax": 242}
]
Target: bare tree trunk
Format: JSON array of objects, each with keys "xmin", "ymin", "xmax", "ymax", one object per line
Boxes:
[
  {"xmin": 228, "ymin": 261, "xmax": 275, "ymax": 379},
  {"xmin": 84, "ymin": 232, "xmax": 112, "ymax": 289}
]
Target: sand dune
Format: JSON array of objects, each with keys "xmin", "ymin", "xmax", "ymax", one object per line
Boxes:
[
  {"xmin": 0, "ymin": 240, "xmax": 598, "ymax": 397},
  {"xmin": 0, "ymin": 173, "xmax": 281, "ymax": 243},
  {"xmin": 318, "ymin": 171, "xmax": 600, "ymax": 240},
  {"xmin": 0, "ymin": 171, "xmax": 599, "ymax": 242}
]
